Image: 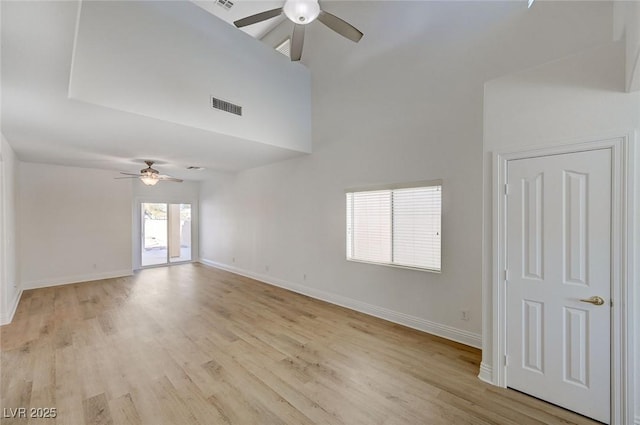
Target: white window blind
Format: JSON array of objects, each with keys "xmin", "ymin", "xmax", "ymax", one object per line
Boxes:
[{"xmin": 346, "ymin": 182, "xmax": 441, "ymax": 272}]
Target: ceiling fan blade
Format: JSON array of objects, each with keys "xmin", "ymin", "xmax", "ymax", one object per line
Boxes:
[
  {"xmin": 157, "ymin": 176, "xmax": 183, "ymax": 183},
  {"xmin": 290, "ymin": 24, "xmax": 305, "ymax": 61},
  {"xmin": 317, "ymin": 10, "xmax": 363, "ymax": 43},
  {"xmin": 118, "ymin": 162, "xmax": 182, "ymax": 184},
  {"xmin": 234, "ymin": 8, "xmax": 283, "ymax": 28}
]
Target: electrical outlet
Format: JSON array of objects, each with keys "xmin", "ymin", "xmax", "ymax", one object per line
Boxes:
[
  {"xmin": 461, "ymin": 310, "xmax": 470, "ymax": 321},
  {"xmin": 303, "ymin": 274, "xmax": 307, "ymax": 281}
]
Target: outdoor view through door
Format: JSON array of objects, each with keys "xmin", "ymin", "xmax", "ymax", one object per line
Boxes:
[{"xmin": 141, "ymin": 203, "xmax": 192, "ymax": 267}]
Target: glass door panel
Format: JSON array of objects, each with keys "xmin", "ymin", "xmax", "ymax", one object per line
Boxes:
[
  {"xmin": 141, "ymin": 203, "xmax": 168, "ymax": 266},
  {"xmin": 169, "ymin": 203, "xmax": 191, "ymax": 263}
]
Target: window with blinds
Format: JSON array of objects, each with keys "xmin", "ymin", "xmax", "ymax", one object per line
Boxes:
[{"xmin": 346, "ymin": 182, "xmax": 441, "ymax": 272}]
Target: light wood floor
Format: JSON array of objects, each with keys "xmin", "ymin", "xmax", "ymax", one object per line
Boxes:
[{"xmin": 1, "ymin": 263, "xmax": 599, "ymax": 425}]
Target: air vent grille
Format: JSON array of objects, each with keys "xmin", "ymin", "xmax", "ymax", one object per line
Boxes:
[
  {"xmin": 276, "ymin": 38, "xmax": 291, "ymax": 58},
  {"xmin": 216, "ymin": 0, "xmax": 234, "ymax": 10},
  {"xmin": 211, "ymin": 96, "xmax": 242, "ymax": 116}
]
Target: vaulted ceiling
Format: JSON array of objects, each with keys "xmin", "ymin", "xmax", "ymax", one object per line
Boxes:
[
  {"xmin": 1, "ymin": 1, "xmax": 311, "ymax": 180},
  {"xmin": 1, "ymin": 1, "xmax": 620, "ymax": 180}
]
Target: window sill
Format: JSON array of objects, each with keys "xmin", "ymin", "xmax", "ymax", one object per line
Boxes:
[{"xmin": 346, "ymin": 258, "xmax": 441, "ymax": 274}]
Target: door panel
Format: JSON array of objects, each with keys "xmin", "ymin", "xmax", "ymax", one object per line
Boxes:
[
  {"xmin": 563, "ymin": 306, "xmax": 588, "ymax": 387},
  {"xmin": 169, "ymin": 204, "xmax": 181, "ymax": 259},
  {"xmin": 141, "ymin": 202, "xmax": 168, "ymax": 267},
  {"xmin": 506, "ymin": 149, "xmax": 611, "ymax": 423},
  {"xmin": 523, "ymin": 174, "xmax": 543, "ymax": 280},
  {"xmin": 564, "ymin": 171, "xmax": 588, "ymax": 285},
  {"xmin": 141, "ymin": 202, "xmax": 192, "ymax": 266},
  {"xmin": 522, "ymin": 299, "xmax": 544, "ymax": 373},
  {"xmin": 169, "ymin": 203, "xmax": 192, "ymax": 263}
]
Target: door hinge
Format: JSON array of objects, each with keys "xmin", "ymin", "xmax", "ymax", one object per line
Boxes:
[
  {"xmin": 504, "ymin": 355, "xmax": 509, "ymax": 366},
  {"xmin": 610, "ymin": 299, "xmax": 613, "ymax": 307},
  {"xmin": 504, "ymin": 269, "xmax": 509, "ymax": 283},
  {"xmin": 504, "ymin": 183, "xmax": 509, "ymax": 195}
]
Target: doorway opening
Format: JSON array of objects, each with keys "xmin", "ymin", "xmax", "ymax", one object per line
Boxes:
[{"xmin": 141, "ymin": 202, "xmax": 192, "ymax": 267}]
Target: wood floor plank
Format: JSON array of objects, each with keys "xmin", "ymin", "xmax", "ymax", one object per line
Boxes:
[
  {"xmin": 126, "ymin": 383, "xmax": 166, "ymax": 425},
  {"xmin": 1, "ymin": 263, "xmax": 600, "ymax": 425},
  {"xmin": 82, "ymin": 393, "xmax": 113, "ymax": 425},
  {"xmin": 150, "ymin": 376, "xmax": 201, "ymax": 425},
  {"xmin": 54, "ymin": 345, "xmax": 85, "ymax": 425},
  {"xmin": 108, "ymin": 393, "xmax": 142, "ymax": 425}
]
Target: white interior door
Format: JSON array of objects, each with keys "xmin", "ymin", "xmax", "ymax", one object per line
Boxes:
[{"xmin": 506, "ymin": 149, "xmax": 611, "ymax": 423}]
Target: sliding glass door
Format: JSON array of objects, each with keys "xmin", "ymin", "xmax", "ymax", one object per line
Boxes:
[{"xmin": 141, "ymin": 203, "xmax": 191, "ymax": 267}]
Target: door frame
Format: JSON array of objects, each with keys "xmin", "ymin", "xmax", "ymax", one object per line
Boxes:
[
  {"xmin": 133, "ymin": 197, "xmax": 198, "ymax": 270},
  {"xmin": 491, "ymin": 135, "xmax": 635, "ymax": 424}
]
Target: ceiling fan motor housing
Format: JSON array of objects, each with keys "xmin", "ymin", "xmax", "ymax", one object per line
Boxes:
[
  {"xmin": 141, "ymin": 161, "xmax": 159, "ymax": 175},
  {"xmin": 284, "ymin": 0, "xmax": 320, "ymax": 24},
  {"xmin": 233, "ymin": 0, "xmax": 362, "ymax": 62}
]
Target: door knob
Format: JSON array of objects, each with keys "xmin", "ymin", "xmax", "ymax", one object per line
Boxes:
[{"xmin": 579, "ymin": 296, "xmax": 605, "ymax": 306}]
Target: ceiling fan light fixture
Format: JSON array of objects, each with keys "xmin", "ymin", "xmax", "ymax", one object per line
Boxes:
[
  {"xmin": 117, "ymin": 161, "xmax": 183, "ymax": 185},
  {"xmin": 284, "ymin": 0, "xmax": 320, "ymax": 24},
  {"xmin": 233, "ymin": 1, "xmax": 362, "ymax": 61},
  {"xmin": 140, "ymin": 175, "xmax": 159, "ymax": 186}
]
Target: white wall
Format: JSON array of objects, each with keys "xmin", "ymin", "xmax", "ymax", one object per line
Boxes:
[
  {"xmin": 613, "ymin": 1, "xmax": 640, "ymax": 91},
  {"xmin": 199, "ymin": 1, "xmax": 615, "ymax": 348},
  {"xmin": 200, "ymin": 132, "xmax": 485, "ymax": 345},
  {"xmin": 18, "ymin": 162, "xmax": 133, "ymax": 289},
  {"xmin": 0, "ymin": 134, "xmax": 20, "ymax": 324},
  {"xmin": 482, "ymin": 41, "xmax": 639, "ymax": 421},
  {"xmin": 132, "ymin": 178, "xmax": 200, "ymax": 270},
  {"xmin": 69, "ymin": 1, "xmax": 311, "ymax": 153}
]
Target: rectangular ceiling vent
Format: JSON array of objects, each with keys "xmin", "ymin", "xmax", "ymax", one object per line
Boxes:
[
  {"xmin": 211, "ymin": 96, "xmax": 242, "ymax": 116},
  {"xmin": 216, "ymin": 0, "xmax": 234, "ymax": 10}
]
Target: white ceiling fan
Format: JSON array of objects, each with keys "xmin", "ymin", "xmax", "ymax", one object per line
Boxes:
[
  {"xmin": 116, "ymin": 161, "xmax": 183, "ymax": 186},
  {"xmin": 234, "ymin": 0, "xmax": 363, "ymax": 61}
]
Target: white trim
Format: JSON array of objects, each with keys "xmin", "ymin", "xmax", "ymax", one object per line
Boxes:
[
  {"xmin": 140, "ymin": 260, "xmax": 194, "ymax": 270},
  {"xmin": 345, "ymin": 179, "xmax": 443, "ymax": 193},
  {"xmin": 478, "ymin": 362, "xmax": 493, "ymax": 384},
  {"xmin": 346, "ymin": 258, "xmax": 441, "ymax": 274},
  {"xmin": 198, "ymin": 258, "xmax": 482, "ymax": 348},
  {"xmin": 133, "ymin": 197, "xmax": 199, "ymax": 271},
  {"xmin": 491, "ymin": 142, "xmax": 508, "ymax": 388},
  {"xmin": 490, "ymin": 134, "xmax": 635, "ymax": 424},
  {"xmin": 627, "ymin": 44, "xmax": 640, "ymax": 93},
  {"xmin": 0, "ymin": 289, "xmax": 22, "ymax": 326},
  {"xmin": 67, "ymin": 0, "xmax": 83, "ymax": 97},
  {"xmin": 21, "ymin": 269, "xmax": 132, "ymax": 290},
  {"xmin": 625, "ymin": 132, "xmax": 637, "ymax": 425}
]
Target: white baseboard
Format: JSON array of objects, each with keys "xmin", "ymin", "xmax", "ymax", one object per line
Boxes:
[
  {"xmin": 635, "ymin": 415, "xmax": 640, "ymax": 425},
  {"xmin": 478, "ymin": 362, "xmax": 493, "ymax": 384},
  {"xmin": 1, "ymin": 289, "xmax": 23, "ymax": 326},
  {"xmin": 21, "ymin": 269, "xmax": 133, "ymax": 291},
  {"xmin": 198, "ymin": 258, "xmax": 482, "ymax": 348}
]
